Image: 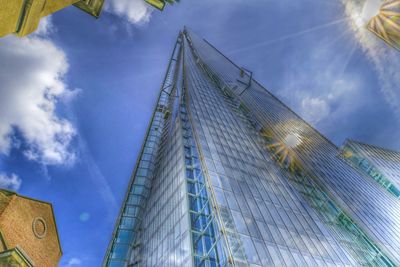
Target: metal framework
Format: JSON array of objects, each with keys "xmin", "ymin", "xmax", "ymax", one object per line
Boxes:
[{"xmin": 181, "ymin": 94, "xmax": 228, "ymax": 266}]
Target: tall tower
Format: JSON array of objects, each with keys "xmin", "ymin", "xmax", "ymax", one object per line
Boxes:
[
  {"xmin": 103, "ymin": 28, "xmax": 400, "ymax": 267},
  {"xmin": 0, "ymin": 0, "xmax": 104, "ymax": 37}
]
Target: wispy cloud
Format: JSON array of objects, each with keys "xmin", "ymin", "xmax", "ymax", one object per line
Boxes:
[
  {"xmin": 0, "ymin": 173, "xmax": 22, "ymax": 191},
  {"xmin": 105, "ymin": 0, "xmax": 153, "ymax": 25},
  {"xmin": 0, "ymin": 19, "xmax": 76, "ymax": 165},
  {"xmin": 301, "ymin": 96, "xmax": 331, "ymax": 124},
  {"xmin": 227, "ymin": 18, "xmax": 349, "ymax": 56},
  {"xmin": 77, "ymin": 137, "xmax": 118, "ymax": 214},
  {"xmin": 63, "ymin": 257, "xmax": 82, "ymax": 267},
  {"xmin": 278, "ymin": 30, "xmax": 363, "ymax": 128},
  {"xmin": 34, "ymin": 16, "xmax": 55, "ymax": 37}
]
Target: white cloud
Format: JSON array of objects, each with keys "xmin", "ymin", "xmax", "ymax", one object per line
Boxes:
[
  {"xmin": 64, "ymin": 257, "xmax": 82, "ymax": 267},
  {"xmin": 0, "ymin": 173, "xmax": 22, "ymax": 191},
  {"xmin": 106, "ymin": 0, "xmax": 153, "ymax": 25},
  {"xmin": 301, "ymin": 97, "xmax": 331, "ymax": 124},
  {"xmin": 278, "ymin": 40, "xmax": 363, "ymax": 129},
  {"xmin": 0, "ymin": 35, "xmax": 76, "ymax": 165},
  {"xmin": 341, "ymin": 0, "xmax": 400, "ymax": 122},
  {"xmin": 34, "ymin": 16, "xmax": 55, "ymax": 37}
]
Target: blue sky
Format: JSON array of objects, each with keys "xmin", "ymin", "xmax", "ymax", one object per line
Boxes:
[{"xmin": 0, "ymin": 0, "xmax": 399, "ymax": 266}]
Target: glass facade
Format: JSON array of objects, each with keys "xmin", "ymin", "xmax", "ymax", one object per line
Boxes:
[
  {"xmin": 341, "ymin": 139, "xmax": 400, "ymax": 198},
  {"xmin": 104, "ymin": 28, "xmax": 400, "ymax": 266}
]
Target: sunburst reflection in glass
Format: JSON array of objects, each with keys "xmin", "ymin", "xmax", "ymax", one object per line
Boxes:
[{"xmin": 261, "ymin": 130, "xmax": 302, "ymax": 172}]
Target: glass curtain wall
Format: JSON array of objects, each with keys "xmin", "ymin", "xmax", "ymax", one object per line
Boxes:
[{"xmin": 104, "ymin": 28, "xmax": 400, "ymax": 266}]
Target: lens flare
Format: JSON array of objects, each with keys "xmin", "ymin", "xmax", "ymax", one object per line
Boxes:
[
  {"xmin": 347, "ymin": 0, "xmax": 382, "ymax": 28},
  {"xmin": 261, "ymin": 130, "xmax": 301, "ymax": 172}
]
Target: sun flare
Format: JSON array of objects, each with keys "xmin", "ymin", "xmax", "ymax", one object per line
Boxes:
[
  {"xmin": 346, "ymin": 0, "xmax": 400, "ymax": 50},
  {"xmin": 367, "ymin": 0, "xmax": 400, "ymax": 50}
]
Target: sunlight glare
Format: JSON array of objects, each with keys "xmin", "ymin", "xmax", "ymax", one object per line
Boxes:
[
  {"xmin": 351, "ymin": 0, "xmax": 382, "ymax": 28},
  {"xmin": 284, "ymin": 133, "xmax": 302, "ymax": 149}
]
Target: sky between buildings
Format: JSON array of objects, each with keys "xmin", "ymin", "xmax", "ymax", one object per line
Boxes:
[{"xmin": 0, "ymin": 0, "xmax": 399, "ymax": 266}]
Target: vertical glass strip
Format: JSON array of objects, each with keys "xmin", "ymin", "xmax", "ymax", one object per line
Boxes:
[
  {"xmin": 103, "ymin": 35, "xmax": 183, "ymax": 267},
  {"xmin": 180, "ymin": 69, "xmax": 228, "ymax": 267},
  {"xmin": 183, "ymin": 33, "xmax": 251, "ymax": 267},
  {"xmin": 179, "ymin": 36, "xmax": 236, "ymax": 267}
]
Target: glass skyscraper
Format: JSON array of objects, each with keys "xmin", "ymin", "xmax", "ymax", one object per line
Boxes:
[{"xmin": 103, "ymin": 28, "xmax": 400, "ymax": 267}]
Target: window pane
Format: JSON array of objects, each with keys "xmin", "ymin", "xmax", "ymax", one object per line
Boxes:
[{"xmin": 241, "ymin": 235, "xmax": 261, "ymax": 264}]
